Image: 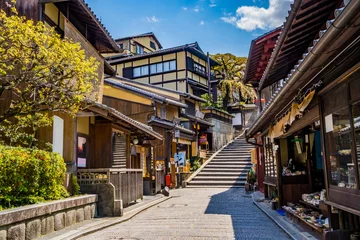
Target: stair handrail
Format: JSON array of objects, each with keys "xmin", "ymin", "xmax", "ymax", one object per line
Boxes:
[{"xmin": 185, "ymin": 131, "xmax": 246, "ymax": 186}]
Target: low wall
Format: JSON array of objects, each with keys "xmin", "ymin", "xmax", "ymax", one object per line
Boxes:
[{"xmin": 0, "ymin": 195, "xmax": 97, "ymax": 240}]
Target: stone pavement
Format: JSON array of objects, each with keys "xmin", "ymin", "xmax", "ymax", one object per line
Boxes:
[{"xmin": 79, "ymin": 188, "xmax": 291, "ymax": 240}]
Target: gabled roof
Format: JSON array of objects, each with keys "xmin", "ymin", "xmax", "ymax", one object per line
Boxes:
[
  {"xmin": 108, "ymin": 76, "xmax": 207, "ymax": 103},
  {"xmin": 259, "ymin": 0, "xmax": 343, "ymax": 90},
  {"xmin": 41, "ymin": 0, "xmax": 120, "ymax": 53},
  {"xmin": 115, "ymin": 32, "xmax": 163, "ymax": 49},
  {"xmin": 86, "ymin": 102, "xmax": 163, "ymax": 140},
  {"xmin": 243, "ymin": 27, "xmax": 282, "ymax": 86},
  {"xmin": 104, "ymin": 78, "xmax": 188, "ymax": 108},
  {"xmin": 107, "ymin": 42, "xmax": 219, "ymax": 66}
]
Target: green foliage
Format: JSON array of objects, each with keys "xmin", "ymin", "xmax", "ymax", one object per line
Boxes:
[
  {"xmin": 71, "ymin": 175, "xmax": 80, "ymax": 196},
  {"xmin": 190, "ymin": 156, "xmax": 202, "ymax": 172},
  {"xmin": 246, "ymin": 168, "xmax": 257, "ymax": 185},
  {"xmin": 0, "ymin": 145, "xmax": 69, "ymax": 209},
  {"xmin": 200, "ymin": 93, "xmax": 223, "ymax": 109},
  {"xmin": 0, "ymin": 3, "xmax": 99, "ymax": 147},
  {"xmin": 211, "ymin": 53, "xmax": 257, "ymax": 108}
]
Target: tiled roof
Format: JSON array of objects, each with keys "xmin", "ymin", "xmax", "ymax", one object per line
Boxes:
[
  {"xmin": 115, "ymin": 32, "xmax": 163, "ymax": 49},
  {"xmin": 147, "ymin": 117, "xmax": 195, "ymax": 135},
  {"xmin": 107, "ymin": 42, "xmax": 219, "ymax": 66},
  {"xmin": 91, "ymin": 102, "xmax": 163, "ymax": 140},
  {"xmin": 108, "ymin": 76, "xmax": 207, "ymax": 103},
  {"xmin": 105, "ymin": 78, "xmax": 187, "ymax": 108}
]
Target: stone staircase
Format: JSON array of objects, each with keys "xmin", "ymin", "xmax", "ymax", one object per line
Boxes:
[{"xmin": 187, "ymin": 137, "xmax": 254, "ymax": 188}]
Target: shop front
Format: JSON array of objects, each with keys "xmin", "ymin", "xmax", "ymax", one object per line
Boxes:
[{"xmin": 319, "ymin": 69, "xmax": 360, "ymax": 232}]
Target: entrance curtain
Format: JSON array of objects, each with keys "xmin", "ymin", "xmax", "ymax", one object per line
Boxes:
[{"xmin": 268, "ymin": 90, "xmax": 315, "ymax": 139}]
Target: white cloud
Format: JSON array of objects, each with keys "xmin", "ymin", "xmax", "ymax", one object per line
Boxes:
[
  {"xmin": 200, "ymin": 21, "xmax": 205, "ymax": 26},
  {"xmin": 193, "ymin": 6, "xmax": 200, "ymax": 12},
  {"xmin": 221, "ymin": 0, "xmax": 293, "ymax": 31},
  {"xmin": 209, "ymin": 0, "xmax": 216, "ymax": 7},
  {"xmin": 146, "ymin": 16, "xmax": 160, "ymax": 23},
  {"xmin": 182, "ymin": 7, "xmax": 188, "ymax": 11}
]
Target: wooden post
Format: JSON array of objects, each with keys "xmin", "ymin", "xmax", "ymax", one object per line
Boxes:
[{"xmin": 275, "ymin": 139, "xmax": 283, "ymax": 208}]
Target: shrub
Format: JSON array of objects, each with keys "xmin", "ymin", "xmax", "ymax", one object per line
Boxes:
[
  {"xmin": 0, "ymin": 145, "xmax": 69, "ymax": 209},
  {"xmin": 190, "ymin": 156, "xmax": 202, "ymax": 172},
  {"xmin": 71, "ymin": 175, "xmax": 80, "ymax": 196}
]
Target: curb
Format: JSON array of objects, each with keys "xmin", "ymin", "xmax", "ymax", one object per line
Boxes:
[
  {"xmin": 185, "ymin": 131, "xmax": 246, "ymax": 185},
  {"xmin": 66, "ymin": 196, "xmax": 172, "ymax": 239}
]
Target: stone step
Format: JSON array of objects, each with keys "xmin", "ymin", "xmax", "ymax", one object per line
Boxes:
[
  {"xmin": 188, "ymin": 180, "xmax": 246, "ymax": 186},
  {"xmin": 207, "ymin": 161, "xmax": 251, "ymax": 165},
  {"xmin": 198, "ymin": 171, "xmax": 247, "ymax": 175},
  {"xmin": 186, "ymin": 185, "xmax": 244, "ymax": 188},
  {"xmin": 205, "ymin": 164, "xmax": 251, "ymax": 168},
  {"xmin": 212, "ymin": 156, "xmax": 251, "ymax": 159},
  {"xmin": 199, "ymin": 166, "xmax": 251, "ymax": 174},
  {"xmin": 193, "ymin": 176, "xmax": 247, "ymax": 181}
]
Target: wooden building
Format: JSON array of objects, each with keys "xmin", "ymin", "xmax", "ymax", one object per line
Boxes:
[
  {"xmin": 103, "ymin": 77, "xmax": 194, "ymax": 192},
  {"xmin": 1, "ymin": 0, "xmax": 166, "ymax": 214},
  {"xmin": 245, "ymin": 0, "xmax": 360, "ymax": 237}
]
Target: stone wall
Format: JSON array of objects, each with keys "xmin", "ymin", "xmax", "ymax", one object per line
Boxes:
[
  {"xmin": 0, "ymin": 195, "xmax": 97, "ymax": 240},
  {"xmin": 206, "ymin": 118, "xmax": 234, "ymax": 151}
]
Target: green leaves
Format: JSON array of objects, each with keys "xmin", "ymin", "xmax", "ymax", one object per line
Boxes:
[
  {"xmin": 0, "ymin": 7, "xmax": 99, "ymax": 146},
  {"xmin": 0, "ymin": 145, "xmax": 69, "ymax": 209},
  {"xmin": 211, "ymin": 53, "xmax": 257, "ymax": 107}
]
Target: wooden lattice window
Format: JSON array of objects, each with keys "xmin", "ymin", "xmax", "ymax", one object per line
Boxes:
[{"xmin": 264, "ymin": 137, "xmax": 276, "ymax": 177}]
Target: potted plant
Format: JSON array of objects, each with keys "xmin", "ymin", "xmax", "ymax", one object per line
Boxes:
[{"xmin": 245, "ymin": 168, "xmax": 257, "ymax": 192}]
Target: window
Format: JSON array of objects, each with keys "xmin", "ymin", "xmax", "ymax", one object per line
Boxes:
[
  {"xmin": 150, "ymin": 41, "xmax": 156, "ymax": 50},
  {"xmin": 156, "ymin": 63, "xmax": 163, "ymax": 73},
  {"xmin": 194, "ymin": 62, "xmax": 206, "ymax": 75},
  {"xmin": 352, "ymin": 102, "xmax": 360, "ymax": 185},
  {"xmin": 150, "ymin": 64, "xmax": 157, "ymax": 74},
  {"xmin": 163, "ymin": 61, "xmax": 170, "ymax": 72},
  {"xmin": 136, "ymin": 45, "xmax": 144, "ymax": 54},
  {"xmin": 170, "ymin": 60, "xmax": 176, "ymax": 71},
  {"xmin": 133, "ymin": 65, "xmax": 149, "ymax": 77},
  {"xmin": 322, "ymin": 82, "xmax": 358, "ymax": 189},
  {"xmin": 149, "ymin": 60, "xmax": 176, "ymax": 75},
  {"xmin": 119, "ymin": 43, "xmax": 123, "ymax": 49},
  {"xmin": 264, "ymin": 137, "xmax": 276, "ymax": 177}
]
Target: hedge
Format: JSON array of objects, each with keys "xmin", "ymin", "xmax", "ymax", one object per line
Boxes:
[{"xmin": 0, "ymin": 145, "xmax": 69, "ymax": 209}]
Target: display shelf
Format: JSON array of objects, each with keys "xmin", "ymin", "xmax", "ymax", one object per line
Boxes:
[
  {"xmin": 299, "ymin": 200, "xmax": 321, "ymax": 211},
  {"xmin": 284, "ymin": 208, "xmax": 328, "ymax": 233}
]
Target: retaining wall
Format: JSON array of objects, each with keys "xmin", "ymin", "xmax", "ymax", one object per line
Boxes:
[{"xmin": 0, "ymin": 195, "xmax": 97, "ymax": 240}]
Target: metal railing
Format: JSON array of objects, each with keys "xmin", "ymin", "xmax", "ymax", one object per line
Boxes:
[{"xmin": 77, "ymin": 168, "xmax": 143, "ymax": 207}]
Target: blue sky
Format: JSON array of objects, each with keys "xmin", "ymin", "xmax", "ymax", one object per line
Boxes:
[{"xmin": 86, "ymin": 0, "xmax": 292, "ymax": 57}]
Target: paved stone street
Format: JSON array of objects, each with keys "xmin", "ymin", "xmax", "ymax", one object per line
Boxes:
[{"xmin": 80, "ymin": 188, "xmax": 290, "ymax": 240}]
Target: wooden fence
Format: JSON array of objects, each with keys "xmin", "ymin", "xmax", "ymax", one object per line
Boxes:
[{"xmin": 77, "ymin": 168, "xmax": 143, "ymax": 207}]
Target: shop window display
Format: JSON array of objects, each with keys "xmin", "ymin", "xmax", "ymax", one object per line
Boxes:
[
  {"xmin": 352, "ymin": 101, "xmax": 360, "ymax": 185},
  {"xmin": 322, "ymin": 79, "xmax": 359, "ymax": 190}
]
